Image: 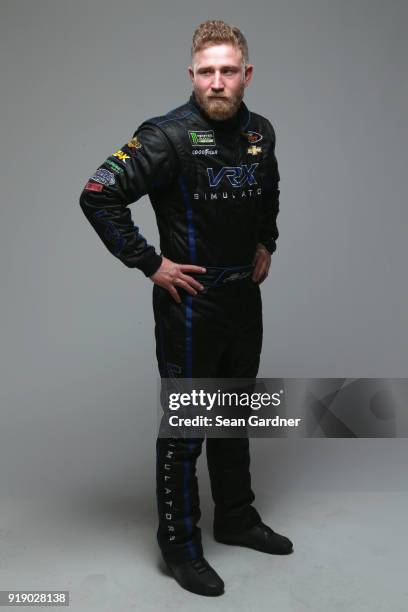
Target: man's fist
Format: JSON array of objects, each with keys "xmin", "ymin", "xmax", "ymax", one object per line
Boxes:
[{"xmin": 150, "ymin": 257, "xmax": 206, "ymax": 303}]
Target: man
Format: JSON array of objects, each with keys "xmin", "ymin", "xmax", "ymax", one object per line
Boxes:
[{"xmin": 79, "ymin": 20, "xmax": 293, "ymax": 597}]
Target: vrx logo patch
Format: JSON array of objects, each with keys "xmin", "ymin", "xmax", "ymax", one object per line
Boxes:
[{"xmin": 207, "ymin": 163, "xmax": 259, "ymax": 188}]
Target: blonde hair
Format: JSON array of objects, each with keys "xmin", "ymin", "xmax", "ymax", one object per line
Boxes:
[{"xmin": 191, "ymin": 20, "xmax": 249, "ymax": 65}]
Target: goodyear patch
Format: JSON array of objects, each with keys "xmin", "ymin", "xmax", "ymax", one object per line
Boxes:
[
  {"xmin": 112, "ymin": 149, "xmax": 130, "ymax": 163},
  {"xmin": 105, "ymin": 158, "xmax": 124, "ymax": 174},
  {"xmin": 242, "ymin": 130, "xmax": 263, "ymax": 144},
  {"xmin": 192, "ymin": 148, "xmax": 218, "ymax": 156},
  {"xmin": 91, "ymin": 167, "xmax": 116, "ymax": 186},
  {"xmin": 188, "ymin": 130, "xmax": 216, "ymax": 146},
  {"xmin": 85, "ymin": 181, "xmax": 103, "ymax": 192},
  {"xmin": 127, "ymin": 135, "xmax": 142, "ymax": 149}
]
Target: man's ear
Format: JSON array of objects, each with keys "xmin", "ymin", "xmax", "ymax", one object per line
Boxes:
[
  {"xmin": 244, "ymin": 64, "xmax": 254, "ymax": 87},
  {"xmin": 188, "ymin": 65, "xmax": 195, "ymax": 83}
]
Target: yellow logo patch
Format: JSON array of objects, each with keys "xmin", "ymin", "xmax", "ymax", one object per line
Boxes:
[
  {"xmin": 113, "ymin": 150, "xmax": 130, "ymax": 162},
  {"xmin": 127, "ymin": 136, "xmax": 142, "ymax": 149},
  {"xmin": 247, "ymin": 145, "xmax": 262, "ymax": 156}
]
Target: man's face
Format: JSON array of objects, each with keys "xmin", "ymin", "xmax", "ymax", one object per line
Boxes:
[{"xmin": 188, "ymin": 44, "xmax": 253, "ymax": 120}]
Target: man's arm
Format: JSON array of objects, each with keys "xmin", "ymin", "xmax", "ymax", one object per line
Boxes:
[
  {"xmin": 79, "ymin": 125, "xmax": 176, "ymax": 277},
  {"xmin": 258, "ymin": 121, "xmax": 281, "ymax": 255},
  {"xmin": 252, "ymin": 120, "xmax": 280, "ymax": 283}
]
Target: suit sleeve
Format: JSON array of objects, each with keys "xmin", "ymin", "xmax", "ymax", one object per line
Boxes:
[
  {"xmin": 79, "ymin": 124, "xmax": 177, "ymax": 277},
  {"xmin": 258, "ymin": 121, "xmax": 281, "ymax": 254}
]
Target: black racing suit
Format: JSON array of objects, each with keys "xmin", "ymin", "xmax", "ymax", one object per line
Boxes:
[{"xmin": 79, "ymin": 91, "xmax": 281, "ymax": 563}]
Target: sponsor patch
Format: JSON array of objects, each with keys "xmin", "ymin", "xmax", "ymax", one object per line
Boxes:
[
  {"xmin": 247, "ymin": 145, "xmax": 262, "ymax": 156},
  {"xmin": 91, "ymin": 167, "xmax": 116, "ymax": 186},
  {"xmin": 193, "ymin": 187, "xmax": 262, "ymax": 201},
  {"xmin": 241, "ymin": 130, "xmax": 263, "ymax": 144},
  {"xmin": 167, "ymin": 362, "xmax": 182, "ymax": 377},
  {"xmin": 127, "ymin": 136, "xmax": 142, "ymax": 149},
  {"xmin": 85, "ymin": 181, "xmax": 103, "ymax": 192},
  {"xmin": 105, "ymin": 158, "xmax": 124, "ymax": 174},
  {"xmin": 112, "ymin": 149, "xmax": 130, "ymax": 163},
  {"xmin": 207, "ymin": 163, "xmax": 259, "ymax": 188},
  {"xmin": 188, "ymin": 130, "xmax": 216, "ymax": 146},
  {"xmin": 192, "ymin": 148, "xmax": 218, "ymax": 156},
  {"xmin": 94, "ymin": 209, "xmax": 126, "ymax": 255}
]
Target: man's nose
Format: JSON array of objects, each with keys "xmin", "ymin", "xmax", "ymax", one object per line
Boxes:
[{"xmin": 211, "ymin": 72, "xmax": 224, "ymax": 90}]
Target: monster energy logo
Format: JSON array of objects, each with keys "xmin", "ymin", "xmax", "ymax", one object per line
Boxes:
[
  {"xmin": 105, "ymin": 159, "xmax": 124, "ymax": 174},
  {"xmin": 188, "ymin": 130, "xmax": 216, "ymax": 146}
]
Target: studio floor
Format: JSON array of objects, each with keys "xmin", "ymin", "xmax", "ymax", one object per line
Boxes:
[{"xmin": 1, "ymin": 488, "xmax": 406, "ymax": 611}]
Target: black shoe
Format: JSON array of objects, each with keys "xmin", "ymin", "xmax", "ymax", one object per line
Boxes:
[
  {"xmin": 164, "ymin": 556, "xmax": 225, "ymax": 597},
  {"xmin": 214, "ymin": 522, "xmax": 294, "ymax": 555}
]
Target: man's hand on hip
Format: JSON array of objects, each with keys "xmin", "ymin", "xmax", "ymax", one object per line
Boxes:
[
  {"xmin": 150, "ymin": 257, "xmax": 206, "ymax": 304},
  {"xmin": 252, "ymin": 244, "xmax": 271, "ymax": 284}
]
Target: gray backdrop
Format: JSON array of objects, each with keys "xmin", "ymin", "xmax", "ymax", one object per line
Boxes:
[{"xmin": 1, "ymin": 1, "xmax": 407, "ymax": 610}]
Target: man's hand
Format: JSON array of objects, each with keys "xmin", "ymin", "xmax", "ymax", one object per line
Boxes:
[
  {"xmin": 150, "ymin": 257, "xmax": 206, "ymax": 303},
  {"xmin": 252, "ymin": 243, "xmax": 271, "ymax": 284}
]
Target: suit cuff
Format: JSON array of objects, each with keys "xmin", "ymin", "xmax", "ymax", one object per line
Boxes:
[
  {"xmin": 138, "ymin": 252, "xmax": 163, "ymax": 277},
  {"xmin": 259, "ymin": 239, "xmax": 276, "ymax": 255}
]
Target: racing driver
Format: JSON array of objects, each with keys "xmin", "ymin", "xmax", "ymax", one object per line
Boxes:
[{"xmin": 79, "ymin": 19, "xmax": 293, "ymax": 597}]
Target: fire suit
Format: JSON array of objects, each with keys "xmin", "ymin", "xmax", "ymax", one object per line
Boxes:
[{"xmin": 79, "ymin": 91, "xmax": 281, "ymax": 564}]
